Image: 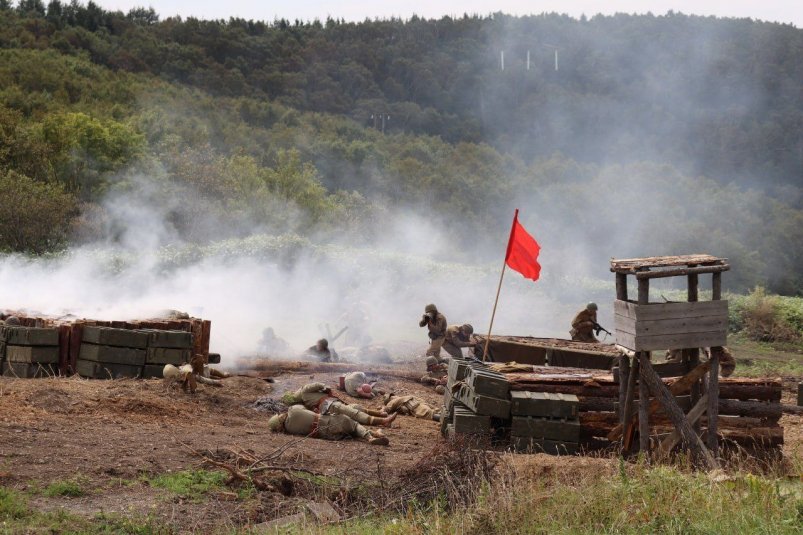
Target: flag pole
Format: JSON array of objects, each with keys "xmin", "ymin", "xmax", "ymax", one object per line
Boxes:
[{"xmin": 482, "ymin": 209, "xmax": 519, "ymax": 361}]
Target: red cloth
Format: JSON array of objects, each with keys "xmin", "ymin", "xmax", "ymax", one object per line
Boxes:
[{"xmin": 505, "ymin": 209, "xmax": 541, "ymax": 281}]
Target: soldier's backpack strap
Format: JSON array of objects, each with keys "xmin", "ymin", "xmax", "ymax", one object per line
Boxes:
[{"xmin": 308, "ymin": 413, "xmax": 320, "ymax": 438}]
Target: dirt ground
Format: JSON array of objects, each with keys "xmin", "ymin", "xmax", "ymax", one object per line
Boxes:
[{"xmin": 0, "ymin": 362, "xmax": 800, "ymax": 533}]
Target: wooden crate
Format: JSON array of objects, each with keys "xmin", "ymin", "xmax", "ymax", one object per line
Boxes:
[{"xmin": 614, "ymin": 299, "xmax": 728, "ymax": 351}]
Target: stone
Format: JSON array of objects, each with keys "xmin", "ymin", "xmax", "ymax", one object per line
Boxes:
[
  {"xmin": 306, "ymin": 501, "xmax": 340, "ymax": 524},
  {"xmin": 510, "ymin": 391, "xmax": 579, "ymax": 418},
  {"xmin": 82, "ymin": 326, "xmax": 149, "ymax": 349},
  {"xmin": 79, "ymin": 344, "xmax": 146, "ymax": 366},
  {"xmin": 5, "ymin": 345, "xmax": 60, "ymax": 364},
  {"xmin": 250, "ymin": 513, "xmax": 306, "ymax": 533}
]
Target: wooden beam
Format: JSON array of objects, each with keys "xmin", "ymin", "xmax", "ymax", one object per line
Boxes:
[
  {"xmin": 616, "ymin": 273, "xmax": 628, "ymax": 301},
  {"xmin": 655, "ymin": 393, "xmax": 709, "ymax": 459},
  {"xmin": 621, "ymin": 357, "xmax": 639, "ymax": 451},
  {"xmin": 614, "ymin": 299, "xmax": 728, "ymax": 320},
  {"xmin": 608, "ymin": 360, "xmax": 712, "ymax": 441},
  {"xmin": 639, "ymin": 354, "xmax": 718, "ymax": 470},
  {"xmin": 688, "ymin": 272, "xmax": 698, "ymax": 302},
  {"xmin": 712, "ymin": 272, "xmax": 722, "ymax": 300},
  {"xmin": 687, "ymin": 348, "xmax": 701, "ymax": 434},
  {"xmin": 634, "ymin": 264, "xmax": 730, "ymax": 280},
  {"xmin": 708, "ymin": 351, "xmax": 719, "ymax": 454},
  {"xmin": 638, "ymin": 279, "xmax": 649, "ymax": 304},
  {"xmin": 638, "ymin": 352, "xmax": 650, "ymax": 455},
  {"xmin": 618, "ymin": 353, "xmax": 630, "ymax": 422}
]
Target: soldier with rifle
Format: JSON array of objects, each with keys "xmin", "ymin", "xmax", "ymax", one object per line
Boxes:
[{"xmin": 570, "ymin": 302, "xmax": 610, "ymax": 343}]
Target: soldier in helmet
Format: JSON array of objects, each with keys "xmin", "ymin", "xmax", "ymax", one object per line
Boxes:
[
  {"xmin": 285, "ymin": 382, "xmax": 396, "ymax": 426},
  {"xmin": 442, "ymin": 324, "xmax": 475, "ymax": 359},
  {"xmin": 382, "ymin": 392, "xmax": 440, "ymax": 421},
  {"xmin": 303, "ymin": 338, "xmax": 338, "ymax": 362},
  {"xmin": 268, "ymin": 405, "xmax": 389, "ymax": 445},
  {"xmin": 419, "ymin": 304, "xmax": 447, "ymax": 357},
  {"xmin": 570, "ymin": 303, "xmax": 599, "ymax": 343}
]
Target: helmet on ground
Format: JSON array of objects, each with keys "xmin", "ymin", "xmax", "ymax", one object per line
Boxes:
[
  {"xmin": 461, "ymin": 324, "xmax": 474, "ymax": 335},
  {"xmin": 586, "ymin": 302, "xmax": 598, "ymax": 311},
  {"xmin": 267, "ymin": 413, "xmax": 287, "ymax": 432},
  {"xmin": 424, "ymin": 304, "xmax": 438, "ymax": 314}
]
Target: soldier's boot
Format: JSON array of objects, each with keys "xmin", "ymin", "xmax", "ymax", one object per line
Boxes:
[
  {"xmin": 369, "ymin": 412, "xmax": 397, "ymax": 427},
  {"xmin": 365, "ymin": 408, "xmax": 389, "ymax": 418}
]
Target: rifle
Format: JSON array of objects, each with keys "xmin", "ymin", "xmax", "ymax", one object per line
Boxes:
[{"xmin": 592, "ymin": 321, "xmax": 612, "ymax": 337}]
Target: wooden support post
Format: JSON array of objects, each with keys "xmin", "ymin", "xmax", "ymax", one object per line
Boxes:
[
  {"xmin": 712, "ymin": 272, "xmax": 722, "ymax": 300},
  {"xmin": 656, "ymin": 393, "xmax": 709, "ymax": 459},
  {"xmin": 687, "ymin": 349, "xmax": 701, "ymax": 433},
  {"xmin": 618, "ymin": 353, "xmax": 630, "ymax": 423},
  {"xmin": 687, "ymin": 273, "xmax": 699, "ymax": 302},
  {"xmin": 616, "ymin": 273, "xmax": 628, "ymax": 301},
  {"xmin": 639, "ymin": 354, "xmax": 718, "ymax": 470},
  {"xmin": 621, "ymin": 357, "xmax": 639, "ymax": 452},
  {"xmin": 638, "ymin": 278, "xmax": 649, "ymax": 304},
  {"xmin": 638, "ymin": 352, "xmax": 650, "ymax": 456},
  {"xmin": 707, "ymin": 350, "xmax": 719, "ymax": 455}
]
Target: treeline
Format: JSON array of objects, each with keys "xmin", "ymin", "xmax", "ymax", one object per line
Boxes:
[
  {"xmin": 0, "ymin": 4, "xmax": 802, "ymax": 295},
  {"xmin": 1, "ymin": 3, "xmax": 801, "ymax": 197}
]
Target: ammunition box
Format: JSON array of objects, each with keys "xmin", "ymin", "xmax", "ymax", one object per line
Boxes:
[
  {"xmin": 76, "ymin": 359, "xmax": 142, "ymax": 379},
  {"xmin": 511, "ymin": 436, "xmax": 579, "ymax": 455},
  {"xmin": 5, "ymin": 345, "xmax": 60, "ymax": 364},
  {"xmin": 79, "ymin": 344, "xmax": 146, "ymax": 366},
  {"xmin": 3, "ymin": 327, "xmax": 59, "ymax": 346},
  {"xmin": 511, "ymin": 416, "xmax": 581, "ymax": 442},
  {"xmin": 510, "ymin": 391, "xmax": 579, "ymax": 418},
  {"xmin": 82, "ymin": 326, "xmax": 149, "ymax": 349}
]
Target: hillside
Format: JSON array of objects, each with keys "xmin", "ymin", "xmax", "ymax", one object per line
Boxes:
[{"xmin": 0, "ymin": 4, "xmax": 802, "ymax": 294}]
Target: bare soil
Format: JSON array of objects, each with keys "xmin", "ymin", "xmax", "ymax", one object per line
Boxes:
[{"xmin": 0, "ymin": 362, "xmax": 799, "ymax": 533}]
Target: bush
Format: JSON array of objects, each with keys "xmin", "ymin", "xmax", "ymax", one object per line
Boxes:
[{"xmin": 730, "ymin": 287, "xmax": 802, "ymax": 343}]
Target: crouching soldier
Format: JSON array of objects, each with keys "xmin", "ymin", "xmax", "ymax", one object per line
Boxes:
[
  {"xmin": 570, "ymin": 303, "xmax": 599, "ymax": 343},
  {"xmin": 268, "ymin": 405, "xmax": 389, "ymax": 445},
  {"xmin": 442, "ymin": 324, "xmax": 474, "ymax": 358},
  {"xmin": 303, "ymin": 339, "xmax": 338, "ymax": 362},
  {"xmin": 383, "ymin": 392, "xmax": 440, "ymax": 421},
  {"xmin": 286, "ymin": 382, "xmax": 396, "ymax": 426}
]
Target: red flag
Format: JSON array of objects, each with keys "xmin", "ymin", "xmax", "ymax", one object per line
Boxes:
[{"xmin": 504, "ymin": 209, "xmax": 541, "ymax": 281}]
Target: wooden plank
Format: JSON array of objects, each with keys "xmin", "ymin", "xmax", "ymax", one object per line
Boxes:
[
  {"xmin": 618, "ymin": 354, "xmax": 629, "ymax": 422},
  {"xmin": 621, "ymin": 357, "xmax": 639, "ymax": 451},
  {"xmin": 634, "ymin": 265, "xmax": 729, "ymax": 280},
  {"xmin": 614, "ymin": 314, "xmax": 727, "ymax": 337},
  {"xmin": 708, "ymin": 351, "xmax": 719, "ymax": 454},
  {"xmin": 616, "ymin": 330, "xmax": 727, "ymax": 352},
  {"xmin": 57, "ymin": 325, "xmax": 70, "ymax": 375},
  {"xmin": 638, "ymin": 279, "xmax": 649, "ymax": 304},
  {"xmin": 639, "ymin": 353, "xmax": 718, "ymax": 469},
  {"xmin": 614, "ymin": 300, "xmax": 728, "ymax": 321},
  {"xmin": 712, "ymin": 272, "xmax": 722, "ymax": 300},
  {"xmin": 638, "ymin": 353, "xmax": 650, "ymax": 454},
  {"xmin": 655, "ymin": 394, "xmax": 709, "ymax": 459},
  {"xmin": 608, "ymin": 361, "xmax": 712, "ymax": 441},
  {"xmin": 687, "ymin": 348, "xmax": 701, "ymax": 435},
  {"xmin": 613, "ymin": 360, "xmax": 690, "ymax": 382},
  {"xmin": 68, "ymin": 322, "xmax": 84, "ymax": 375},
  {"xmin": 610, "ymin": 255, "xmax": 725, "ymax": 272},
  {"xmin": 616, "ymin": 273, "xmax": 628, "ymax": 301}
]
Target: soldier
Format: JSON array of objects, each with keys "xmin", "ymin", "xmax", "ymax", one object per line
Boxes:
[
  {"xmin": 664, "ymin": 346, "xmax": 735, "ymax": 377},
  {"xmin": 286, "ymin": 382, "xmax": 396, "ymax": 426},
  {"xmin": 268, "ymin": 405, "xmax": 389, "ymax": 445},
  {"xmin": 303, "ymin": 339, "xmax": 338, "ymax": 362},
  {"xmin": 570, "ymin": 303, "xmax": 599, "ymax": 343},
  {"xmin": 442, "ymin": 324, "xmax": 475, "ymax": 359},
  {"xmin": 383, "ymin": 392, "xmax": 440, "ymax": 421},
  {"xmin": 419, "ymin": 304, "xmax": 447, "ymax": 358}
]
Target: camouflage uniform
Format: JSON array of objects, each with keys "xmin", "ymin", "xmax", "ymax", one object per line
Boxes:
[
  {"xmin": 292, "ymin": 383, "xmax": 387, "ymax": 425},
  {"xmin": 442, "ymin": 324, "xmax": 474, "ymax": 359},
  {"xmin": 383, "ymin": 394, "xmax": 439, "ymax": 421},
  {"xmin": 570, "ymin": 308, "xmax": 598, "ymax": 343}
]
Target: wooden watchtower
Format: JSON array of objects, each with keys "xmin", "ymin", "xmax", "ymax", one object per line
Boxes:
[{"xmin": 609, "ymin": 254, "xmax": 730, "ymax": 468}]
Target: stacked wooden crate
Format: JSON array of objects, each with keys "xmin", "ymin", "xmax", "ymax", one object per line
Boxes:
[
  {"xmin": 1, "ymin": 326, "xmax": 60, "ymax": 378},
  {"xmin": 77, "ymin": 326, "xmax": 149, "ymax": 379},
  {"xmin": 510, "ymin": 392, "xmax": 581, "ymax": 454},
  {"xmin": 142, "ymin": 329, "xmax": 194, "ymax": 379}
]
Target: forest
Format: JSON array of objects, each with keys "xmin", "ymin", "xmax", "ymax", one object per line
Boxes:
[{"xmin": 0, "ymin": 2, "xmax": 802, "ymax": 294}]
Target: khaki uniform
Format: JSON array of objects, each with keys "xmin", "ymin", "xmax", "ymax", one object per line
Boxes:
[
  {"xmin": 293, "ymin": 383, "xmax": 372, "ymax": 424},
  {"xmin": 344, "ymin": 371, "xmax": 368, "ymax": 397},
  {"xmin": 283, "ymin": 405, "xmax": 371, "ymax": 440},
  {"xmin": 384, "ymin": 395, "xmax": 438, "ymax": 420},
  {"xmin": 442, "ymin": 325, "xmax": 473, "ymax": 359},
  {"xmin": 570, "ymin": 308, "xmax": 598, "ymax": 342},
  {"xmin": 421, "ymin": 312, "xmax": 447, "ymax": 357}
]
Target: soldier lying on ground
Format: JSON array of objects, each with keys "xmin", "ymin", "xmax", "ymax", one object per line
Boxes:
[
  {"xmin": 421, "ymin": 358, "xmax": 448, "ymax": 394},
  {"xmin": 284, "ymin": 382, "xmax": 396, "ymax": 426},
  {"xmin": 268, "ymin": 405, "xmax": 389, "ymax": 445},
  {"xmin": 570, "ymin": 302, "xmax": 599, "ymax": 342},
  {"xmin": 665, "ymin": 346, "xmax": 735, "ymax": 377},
  {"xmin": 419, "ymin": 303, "xmax": 447, "ymax": 357},
  {"xmin": 303, "ymin": 338, "xmax": 338, "ymax": 362},
  {"xmin": 383, "ymin": 392, "xmax": 440, "ymax": 421},
  {"xmin": 442, "ymin": 324, "xmax": 475, "ymax": 358}
]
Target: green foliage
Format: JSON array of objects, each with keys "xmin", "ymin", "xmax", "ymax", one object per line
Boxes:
[
  {"xmin": 0, "ymin": 486, "xmax": 30, "ymax": 520},
  {"xmin": 728, "ymin": 287, "xmax": 802, "ymax": 342},
  {"xmin": 42, "ymin": 476, "xmax": 88, "ymax": 497},
  {"xmin": 0, "ymin": 170, "xmax": 77, "ymax": 253},
  {"xmin": 144, "ymin": 470, "xmax": 227, "ymax": 502}
]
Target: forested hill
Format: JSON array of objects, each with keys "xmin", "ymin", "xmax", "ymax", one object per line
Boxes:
[{"xmin": 0, "ymin": 3, "xmax": 802, "ymax": 295}]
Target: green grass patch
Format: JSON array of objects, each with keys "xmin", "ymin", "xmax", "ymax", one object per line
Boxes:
[
  {"xmin": 43, "ymin": 476, "xmax": 89, "ymax": 497},
  {"xmin": 144, "ymin": 469, "xmax": 228, "ymax": 502}
]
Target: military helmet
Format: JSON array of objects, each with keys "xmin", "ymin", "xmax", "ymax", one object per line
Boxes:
[
  {"xmin": 424, "ymin": 304, "xmax": 438, "ymax": 314},
  {"xmin": 267, "ymin": 413, "xmax": 287, "ymax": 432},
  {"xmin": 586, "ymin": 302, "xmax": 598, "ymax": 311},
  {"xmin": 461, "ymin": 324, "xmax": 474, "ymax": 335},
  {"xmin": 317, "ymin": 338, "xmax": 329, "ymax": 349}
]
